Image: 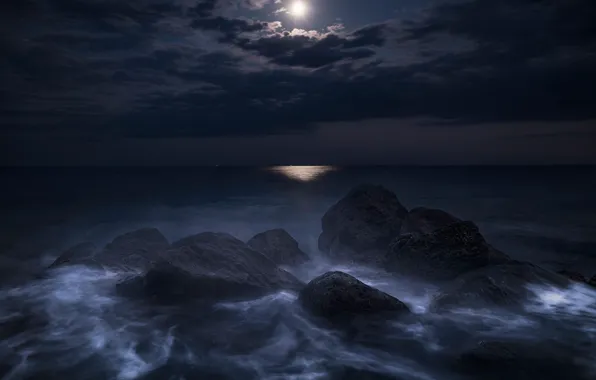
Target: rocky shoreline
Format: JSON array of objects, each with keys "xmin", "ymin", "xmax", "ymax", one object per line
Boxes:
[{"xmin": 33, "ymin": 184, "xmax": 596, "ymax": 379}]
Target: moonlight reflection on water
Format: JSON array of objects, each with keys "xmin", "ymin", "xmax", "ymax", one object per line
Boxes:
[{"xmin": 269, "ymin": 166, "xmax": 336, "ymax": 182}]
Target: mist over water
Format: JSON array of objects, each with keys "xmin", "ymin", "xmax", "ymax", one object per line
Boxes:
[{"xmin": 1, "ymin": 166, "xmax": 596, "ymax": 379}]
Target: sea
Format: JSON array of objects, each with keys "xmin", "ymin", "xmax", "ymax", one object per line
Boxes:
[{"xmin": 0, "ymin": 166, "xmax": 595, "ymax": 380}]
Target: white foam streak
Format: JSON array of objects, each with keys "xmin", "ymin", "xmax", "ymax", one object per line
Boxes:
[{"xmin": 0, "ymin": 266, "xmax": 174, "ymax": 379}]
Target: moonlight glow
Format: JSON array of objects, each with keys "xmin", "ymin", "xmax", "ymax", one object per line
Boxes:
[{"xmin": 290, "ymin": 1, "xmax": 308, "ymax": 18}]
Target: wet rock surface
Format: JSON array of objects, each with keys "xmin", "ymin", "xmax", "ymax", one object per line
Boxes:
[
  {"xmin": 385, "ymin": 221, "xmax": 511, "ymax": 281},
  {"xmin": 299, "ymin": 271, "xmax": 410, "ymax": 319},
  {"xmin": 50, "ymin": 228, "xmax": 170, "ymax": 271},
  {"xmin": 400, "ymin": 207, "xmax": 461, "ymax": 235},
  {"xmin": 120, "ymin": 232, "xmax": 304, "ymax": 303},
  {"xmin": 247, "ymin": 228, "xmax": 310, "ymax": 266},
  {"xmin": 318, "ymin": 185, "xmax": 408, "ymax": 263}
]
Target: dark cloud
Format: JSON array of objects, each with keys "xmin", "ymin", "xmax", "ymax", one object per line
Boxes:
[
  {"xmin": 1, "ymin": 0, "xmax": 595, "ymax": 156},
  {"xmin": 234, "ymin": 28, "xmax": 383, "ymax": 68}
]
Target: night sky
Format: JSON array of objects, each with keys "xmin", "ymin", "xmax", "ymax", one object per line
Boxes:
[{"xmin": 1, "ymin": 0, "xmax": 595, "ymax": 165}]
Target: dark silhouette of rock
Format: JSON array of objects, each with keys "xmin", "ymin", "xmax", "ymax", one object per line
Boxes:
[
  {"xmin": 170, "ymin": 232, "xmax": 303, "ymax": 290},
  {"xmin": 299, "ymin": 271, "xmax": 410, "ymax": 320},
  {"xmin": 385, "ymin": 221, "xmax": 510, "ymax": 281},
  {"xmin": 430, "ymin": 261, "xmax": 570, "ymax": 311},
  {"xmin": 318, "ymin": 185, "xmax": 408, "ymax": 263},
  {"xmin": 100, "ymin": 228, "xmax": 170, "ymax": 270},
  {"xmin": 557, "ymin": 269, "xmax": 587, "ymax": 283},
  {"xmin": 119, "ymin": 232, "xmax": 304, "ymax": 303},
  {"xmin": 400, "ymin": 207, "xmax": 461, "ymax": 235},
  {"xmin": 455, "ymin": 339, "xmax": 591, "ymax": 380},
  {"xmin": 117, "ymin": 261, "xmax": 274, "ymax": 304},
  {"xmin": 49, "ymin": 228, "xmax": 170, "ymax": 271},
  {"xmin": 589, "ymin": 275, "xmax": 596, "ymax": 287},
  {"xmin": 247, "ymin": 229, "xmax": 310, "ymax": 266},
  {"xmin": 48, "ymin": 242, "xmax": 96, "ymax": 268}
]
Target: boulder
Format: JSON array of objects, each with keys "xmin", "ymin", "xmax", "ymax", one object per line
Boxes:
[
  {"xmin": 385, "ymin": 221, "xmax": 510, "ymax": 281},
  {"xmin": 400, "ymin": 207, "xmax": 461, "ymax": 235},
  {"xmin": 119, "ymin": 232, "xmax": 304, "ymax": 303},
  {"xmin": 589, "ymin": 275, "xmax": 596, "ymax": 287},
  {"xmin": 117, "ymin": 261, "xmax": 274, "ymax": 304},
  {"xmin": 454, "ymin": 339, "xmax": 591, "ymax": 380},
  {"xmin": 100, "ymin": 227, "xmax": 170, "ymax": 270},
  {"xmin": 247, "ymin": 229, "xmax": 310, "ymax": 266},
  {"xmin": 430, "ymin": 261, "xmax": 570, "ymax": 311},
  {"xmin": 299, "ymin": 271, "xmax": 410, "ymax": 320},
  {"xmin": 318, "ymin": 185, "xmax": 408, "ymax": 263},
  {"xmin": 49, "ymin": 228, "xmax": 170, "ymax": 272},
  {"xmin": 48, "ymin": 242, "xmax": 96, "ymax": 269}
]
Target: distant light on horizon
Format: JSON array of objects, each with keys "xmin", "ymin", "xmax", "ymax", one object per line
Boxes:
[{"xmin": 269, "ymin": 165, "xmax": 336, "ymax": 181}]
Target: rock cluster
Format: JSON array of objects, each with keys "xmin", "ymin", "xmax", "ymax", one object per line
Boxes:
[
  {"xmin": 39, "ymin": 183, "xmax": 595, "ymax": 379},
  {"xmin": 52, "ymin": 229, "xmax": 304, "ymax": 303}
]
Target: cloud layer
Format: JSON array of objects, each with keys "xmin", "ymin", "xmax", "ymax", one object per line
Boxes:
[{"xmin": 1, "ymin": 0, "xmax": 595, "ymax": 143}]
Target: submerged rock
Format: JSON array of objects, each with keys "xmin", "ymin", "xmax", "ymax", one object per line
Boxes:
[
  {"xmin": 247, "ymin": 228, "xmax": 310, "ymax": 266},
  {"xmin": 385, "ymin": 221, "xmax": 510, "ymax": 281},
  {"xmin": 430, "ymin": 261, "xmax": 570, "ymax": 311},
  {"xmin": 299, "ymin": 271, "xmax": 410, "ymax": 320},
  {"xmin": 318, "ymin": 185, "xmax": 408, "ymax": 263},
  {"xmin": 119, "ymin": 232, "xmax": 304, "ymax": 303},
  {"xmin": 455, "ymin": 339, "xmax": 591, "ymax": 380},
  {"xmin": 400, "ymin": 207, "xmax": 461, "ymax": 235}
]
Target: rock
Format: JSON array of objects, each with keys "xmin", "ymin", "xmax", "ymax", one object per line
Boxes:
[
  {"xmin": 318, "ymin": 185, "xmax": 408, "ymax": 263},
  {"xmin": 49, "ymin": 228, "xmax": 170, "ymax": 272},
  {"xmin": 556, "ymin": 269, "xmax": 587, "ymax": 283},
  {"xmin": 400, "ymin": 207, "xmax": 461, "ymax": 235},
  {"xmin": 385, "ymin": 221, "xmax": 510, "ymax": 281},
  {"xmin": 247, "ymin": 229, "xmax": 309, "ymax": 266},
  {"xmin": 455, "ymin": 339, "xmax": 591, "ymax": 380},
  {"xmin": 100, "ymin": 228, "xmax": 170, "ymax": 269},
  {"xmin": 589, "ymin": 275, "xmax": 596, "ymax": 287},
  {"xmin": 48, "ymin": 242, "xmax": 96, "ymax": 268},
  {"xmin": 299, "ymin": 271, "xmax": 410, "ymax": 320},
  {"xmin": 430, "ymin": 261, "xmax": 570, "ymax": 311},
  {"xmin": 120, "ymin": 232, "xmax": 304, "ymax": 303},
  {"xmin": 117, "ymin": 261, "xmax": 273, "ymax": 304},
  {"xmin": 170, "ymin": 232, "xmax": 303, "ymax": 290}
]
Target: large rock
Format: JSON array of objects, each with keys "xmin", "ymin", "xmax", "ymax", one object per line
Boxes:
[
  {"xmin": 589, "ymin": 275, "xmax": 596, "ymax": 287},
  {"xmin": 299, "ymin": 271, "xmax": 410, "ymax": 320},
  {"xmin": 119, "ymin": 232, "xmax": 304, "ymax": 303},
  {"xmin": 247, "ymin": 229, "xmax": 310, "ymax": 266},
  {"xmin": 318, "ymin": 185, "xmax": 408, "ymax": 263},
  {"xmin": 430, "ymin": 261, "xmax": 570, "ymax": 311},
  {"xmin": 454, "ymin": 339, "xmax": 591, "ymax": 380},
  {"xmin": 385, "ymin": 221, "xmax": 510, "ymax": 281},
  {"xmin": 101, "ymin": 228, "xmax": 170, "ymax": 270},
  {"xmin": 49, "ymin": 228, "xmax": 170, "ymax": 272},
  {"xmin": 117, "ymin": 261, "xmax": 276, "ymax": 304},
  {"xmin": 400, "ymin": 207, "xmax": 461, "ymax": 235}
]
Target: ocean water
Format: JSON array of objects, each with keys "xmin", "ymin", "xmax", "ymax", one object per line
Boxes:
[{"xmin": 0, "ymin": 166, "xmax": 595, "ymax": 379}]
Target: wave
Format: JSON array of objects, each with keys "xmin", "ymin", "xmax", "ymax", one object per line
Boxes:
[{"xmin": 1, "ymin": 258, "xmax": 595, "ymax": 380}]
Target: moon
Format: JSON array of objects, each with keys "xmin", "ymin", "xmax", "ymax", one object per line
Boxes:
[{"xmin": 290, "ymin": 1, "xmax": 308, "ymax": 18}]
